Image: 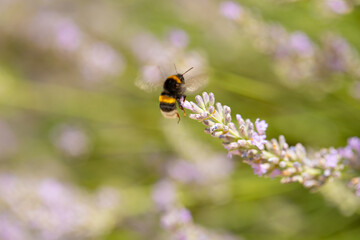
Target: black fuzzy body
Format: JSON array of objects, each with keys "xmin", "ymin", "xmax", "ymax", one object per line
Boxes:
[{"xmin": 159, "ymin": 74, "xmax": 185, "ymax": 113}]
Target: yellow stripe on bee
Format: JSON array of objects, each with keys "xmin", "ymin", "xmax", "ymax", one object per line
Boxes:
[
  {"xmin": 168, "ymin": 75, "xmax": 182, "ymax": 84},
  {"xmin": 159, "ymin": 95, "xmax": 176, "ymax": 104}
]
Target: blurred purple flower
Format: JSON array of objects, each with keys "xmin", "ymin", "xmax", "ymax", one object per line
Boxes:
[
  {"xmin": 289, "ymin": 32, "xmax": 314, "ymax": 56},
  {"xmin": 168, "ymin": 29, "xmax": 189, "ymax": 49},
  {"xmin": 38, "ymin": 179, "xmax": 68, "ymax": 206},
  {"xmin": 96, "ymin": 186, "xmax": 121, "ymax": 209},
  {"xmin": 338, "ymin": 146, "xmax": 354, "ymax": 159},
  {"xmin": 140, "ymin": 65, "xmax": 163, "ymax": 85},
  {"xmin": 167, "ymin": 155, "xmax": 233, "ymax": 186},
  {"xmin": 52, "ymin": 124, "xmax": 90, "ymax": 157},
  {"xmin": 27, "ymin": 13, "xmax": 83, "ymax": 53},
  {"xmin": 167, "ymin": 160, "xmax": 200, "ymax": 183},
  {"xmin": 322, "ymin": 35, "xmax": 351, "ymax": 72},
  {"xmin": 348, "ymin": 137, "xmax": 360, "ymax": 152},
  {"xmin": 0, "ymin": 215, "xmax": 28, "ymax": 240},
  {"xmin": 325, "ymin": 0, "xmax": 350, "ymax": 15},
  {"xmin": 55, "ymin": 19, "xmax": 82, "ymax": 51},
  {"xmin": 0, "ymin": 173, "xmax": 122, "ymax": 239},
  {"xmin": 325, "ymin": 150, "xmax": 339, "ymax": 168},
  {"xmin": 161, "ymin": 208, "xmax": 192, "ymax": 229},
  {"xmin": 219, "ymin": 1, "xmax": 242, "ymax": 20},
  {"xmin": 81, "ymin": 42, "xmax": 125, "ymax": 81},
  {"xmin": 152, "ymin": 180, "xmax": 177, "ymax": 209}
]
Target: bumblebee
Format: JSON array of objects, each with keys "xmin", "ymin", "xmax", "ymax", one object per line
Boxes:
[
  {"xmin": 159, "ymin": 67, "xmax": 193, "ymax": 122},
  {"xmin": 135, "ymin": 64, "xmax": 208, "ymax": 122}
]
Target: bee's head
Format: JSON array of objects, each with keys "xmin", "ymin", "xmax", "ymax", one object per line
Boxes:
[
  {"xmin": 176, "ymin": 74, "xmax": 185, "ymax": 83},
  {"xmin": 174, "ymin": 66, "xmax": 193, "ymax": 83}
]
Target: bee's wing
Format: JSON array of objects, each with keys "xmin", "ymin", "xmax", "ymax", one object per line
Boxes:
[
  {"xmin": 184, "ymin": 73, "xmax": 209, "ymax": 93},
  {"xmin": 135, "ymin": 65, "xmax": 167, "ymax": 92}
]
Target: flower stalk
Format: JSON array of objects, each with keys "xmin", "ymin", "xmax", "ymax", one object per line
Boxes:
[{"xmin": 182, "ymin": 92, "xmax": 360, "ymax": 192}]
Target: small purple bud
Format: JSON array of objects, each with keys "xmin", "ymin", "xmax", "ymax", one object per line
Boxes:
[
  {"xmin": 208, "ymin": 106, "xmax": 215, "ymax": 115},
  {"xmin": 293, "ymin": 162, "xmax": 301, "ymax": 169},
  {"xmin": 190, "ymin": 102, "xmax": 203, "ymax": 113},
  {"xmin": 202, "ymin": 92, "xmax": 209, "ymax": 105},
  {"xmin": 268, "ymin": 157, "xmax": 279, "ymax": 164},
  {"xmin": 209, "ymin": 92, "xmax": 215, "ymax": 106},
  {"xmin": 246, "ymin": 119, "xmax": 253, "ymax": 131},
  {"xmin": 195, "ymin": 95, "xmax": 205, "ymax": 109},
  {"xmin": 189, "ymin": 114, "xmax": 199, "ymax": 120},
  {"xmin": 291, "ymin": 175, "xmax": 303, "ymax": 183},
  {"xmin": 210, "ymin": 125, "xmax": 219, "ymax": 132},
  {"xmin": 237, "ymin": 139, "xmax": 249, "ymax": 147},
  {"xmin": 223, "ymin": 105, "xmax": 231, "ymax": 115},
  {"xmin": 202, "ymin": 120, "xmax": 214, "ymax": 127},
  {"xmin": 224, "ymin": 114, "xmax": 231, "ymax": 124},
  {"xmin": 286, "ymin": 167, "xmax": 296, "ymax": 175},
  {"xmin": 213, "ymin": 110, "xmax": 223, "ymax": 122},
  {"xmin": 255, "ymin": 118, "xmax": 268, "ymax": 135},
  {"xmin": 239, "ymin": 125, "xmax": 246, "ymax": 138},
  {"xmin": 304, "ymin": 180, "xmax": 318, "ymax": 188},
  {"xmin": 251, "ymin": 132, "xmax": 267, "ymax": 150},
  {"xmin": 228, "ymin": 122, "xmax": 237, "ymax": 131},
  {"xmin": 236, "ymin": 114, "xmax": 244, "ymax": 124},
  {"xmin": 323, "ymin": 169, "xmax": 331, "ymax": 177},
  {"xmin": 200, "ymin": 112, "xmax": 209, "ymax": 119},
  {"xmin": 216, "ymin": 102, "xmax": 223, "ymax": 116},
  {"xmin": 251, "ymin": 163, "xmax": 267, "ymax": 176},
  {"xmin": 223, "ymin": 142, "xmax": 239, "ymax": 150},
  {"xmin": 283, "ymin": 143, "xmax": 289, "ymax": 150},
  {"xmin": 212, "ymin": 131, "xmax": 224, "ymax": 138},
  {"xmin": 270, "ymin": 169, "xmax": 282, "ymax": 178},
  {"xmin": 279, "ymin": 161, "xmax": 287, "ymax": 168},
  {"xmin": 181, "ymin": 100, "xmax": 193, "ymax": 111}
]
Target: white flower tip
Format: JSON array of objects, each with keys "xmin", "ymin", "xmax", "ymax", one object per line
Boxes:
[{"xmin": 181, "ymin": 100, "xmax": 193, "ymax": 110}]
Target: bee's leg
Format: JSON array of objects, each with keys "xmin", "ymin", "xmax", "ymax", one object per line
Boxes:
[
  {"xmin": 177, "ymin": 99, "xmax": 186, "ymax": 117},
  {"xmin": 182, "ymin": 95, "xmax": 187, "ymax": 102},
  {"xmin": 176, "ymin": 112, "xmax": 181, "ymax": 123}
]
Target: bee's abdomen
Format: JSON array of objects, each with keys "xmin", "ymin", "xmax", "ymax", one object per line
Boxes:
[
  {"xmin": 159, "ymin": 95, "xmax": 176, "ymax": 105},
  {"xmin": 159, "ymin": 95, "xmax": 178, "ymax": 118},
  {"xmin": 159, "ymin": 96, "xmax": 176, "ymax": 112}
]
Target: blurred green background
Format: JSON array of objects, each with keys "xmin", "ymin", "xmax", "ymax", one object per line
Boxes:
[{"xmin": 0, "ymin": 0, "xmax": 360, "ymax": 239}]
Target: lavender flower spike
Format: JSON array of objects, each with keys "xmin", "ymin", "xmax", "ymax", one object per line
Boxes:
[{"xmin": 182, "ymin": 92, "xmax": 355, "ymax": 193}]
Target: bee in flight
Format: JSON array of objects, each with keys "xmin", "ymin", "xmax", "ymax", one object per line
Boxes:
[
  {"xmin": 136, "ymin": 64, "xmax": 208, "ymax": 123},
  {"xmin": 159, "ymin": 67, "xmax": 193, "ymax": 123}
]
